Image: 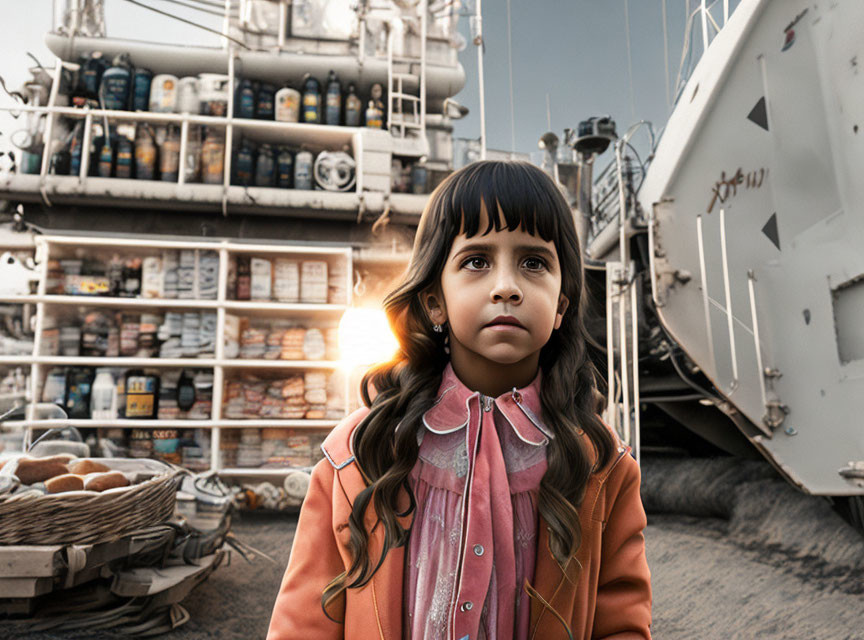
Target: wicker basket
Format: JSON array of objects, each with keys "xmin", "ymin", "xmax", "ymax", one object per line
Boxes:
[{"xmin": 0, "ymin": 468, "xmax": 185, "ymax": 546}]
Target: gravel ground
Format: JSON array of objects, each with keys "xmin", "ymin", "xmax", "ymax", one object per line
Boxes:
[{"xmin": 6, "ymin": 455, "xmax": 864, "ymax": 639}]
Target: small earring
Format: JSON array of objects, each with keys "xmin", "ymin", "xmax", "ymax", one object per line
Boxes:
[
  {"xmin": 432, "ymin": 323, "xmax": 443, "ymax": 333},
  {"xmin": 444, "ymin": 333, "xmax": 450, "ymax": 355}
]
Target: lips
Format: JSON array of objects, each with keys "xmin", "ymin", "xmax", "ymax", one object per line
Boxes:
[{"xmin": 484, "ymin": 315, "xmax": 526, "ymax": 329}]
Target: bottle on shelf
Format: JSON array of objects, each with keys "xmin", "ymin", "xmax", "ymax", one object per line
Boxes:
[
  {"xmin": 149, "ymin": 74, "xmax": 179, "ymax": 113},
  {"xmin": 365, "ymin": 99, "xmax": 383, "ymax": 129},
  {"xmin": 325, "ymin": 70, "xmax": 341, "ymax": 126},
  {"xmin": 294, "ymin": 149, "xmax": 314, "ymax": 190},
  {"xmin": 159, "ymin": 125, "xmax": 181, "ymax": 182},
  {"xmin": 97, "ymin": 124, "xmax": 118, "ymax": 178},
  {"xmin": 256, "ymin": 82, "xmax": 276, "ymax": 120},
  {"xmin": 233, "ymin": 137, "xmax": 256, "ymax": 187},
  {"xmin": 237, "ymin": 78, "xmax": 256, "ymax": 120},
  {"xmin": 255, "ymin": 144, "xmax": 276, "ymax": 187},
  {"xmin": 91, "ymin": 368, "xmax": 118, "ymax": 420},
  {"xmin": 69, "ymin": 121, "xmax": 85, "ymax": 177},
  {"xmin": 184, "ymin": 125, "xmax": 203, "ymax": 183},
  {"xmin": 177, "ymin": 76, "xmax": 201, "ymax": 115},
  {"xmin": 276, "ymin": 146, "xmax": 294, "ymax": 189},
  {"xmin": 344, "ymin": 83, "xmax": 362, "ymax": 127},
  {"xmin": 369, "ymin": 83, "xmax": 386, "ymax": 128},
  {"xmin": 275, "ymin": 85, "xmax": 300, "ymax": 123},
  {"xmin": 100, "ymin": 53, "xmax": 134, "ymax": 111},
  {"xmin": 131, "ymin": 68, "xmax": 153, "ymax": 111},
  {"xmin": 115, "ymin": 128, "xmax": 135, "ymax": 179},
  {"xmin": 201, "ymin": 127, "xmax": 225, "ymax": 185},
  {"xmin": 301, "ymin": 74, "xmax": 321, "ymax": 124},
  {"xmin": 134, "ymin": 124, "xmax": 157, "ymax": 180},
  {"xmin": 79, "ymin": 51, "xmax": 107, "ymax": 100}
]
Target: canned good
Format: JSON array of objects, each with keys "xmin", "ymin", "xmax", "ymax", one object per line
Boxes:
[
  {"xmin": 275, "ymin": 87, "xmax": 300, "ymax": 123},
  {"xmin": 150, "ymin": 74, "xmax": 179, "ymax": 112}
]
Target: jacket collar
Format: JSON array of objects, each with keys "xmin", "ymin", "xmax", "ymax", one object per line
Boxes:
[{"xmin": 421, "ymin": 361, "xmax": 554, "ymax": 446}]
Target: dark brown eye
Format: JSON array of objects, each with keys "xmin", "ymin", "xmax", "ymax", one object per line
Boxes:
[
  {"xmin": 462, "ymin": 256, "xmax": 488, "ymax": 270},
  {"xmin": 523, "ymin": 257, "xmax": 547, "ymax": 270}
]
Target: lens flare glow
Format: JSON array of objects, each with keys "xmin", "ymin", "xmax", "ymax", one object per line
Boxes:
[{"xmin": 338, "ymin": 306, "xmax": 399, "ymax": 370}]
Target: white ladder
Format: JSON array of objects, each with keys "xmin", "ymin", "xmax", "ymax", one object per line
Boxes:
[{"xmin": 386, "ymin": 1, "xmax": 427, "ymax": 139}]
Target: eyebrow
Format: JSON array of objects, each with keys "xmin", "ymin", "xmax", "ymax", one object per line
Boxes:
[{"xmin": 452, "ymin": 243, "xmax": 558, "ymax": 262}]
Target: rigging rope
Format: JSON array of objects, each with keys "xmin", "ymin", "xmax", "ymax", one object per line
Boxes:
[{"xmin": 119, "ymin": 0, "xmax": 249, "ymax": 48}]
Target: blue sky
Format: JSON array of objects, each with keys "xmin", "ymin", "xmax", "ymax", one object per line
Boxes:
[{"xmin": 0, "ymin": 1, "xmax": 718, "ymax": 165}]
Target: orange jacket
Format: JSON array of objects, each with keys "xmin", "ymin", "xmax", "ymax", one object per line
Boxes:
[{"xmin": 268, "ymin": 406, "xmax": 652, "ymax": 639}]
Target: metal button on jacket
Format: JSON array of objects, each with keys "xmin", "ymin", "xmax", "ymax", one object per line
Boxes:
[
  {"xmin": 460, "ymin": 601, "xmax": 474, "ymax": 612},
  {"xmin": 473, "ymin": 544, "xmax": 484, "ymax": 556}
]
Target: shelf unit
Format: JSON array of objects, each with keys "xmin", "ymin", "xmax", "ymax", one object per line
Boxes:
[{"xmin": 0, "ymin": 234, "xmax": 354, "ymax": 478}]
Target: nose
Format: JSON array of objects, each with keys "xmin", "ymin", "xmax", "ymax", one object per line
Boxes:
[{"xmin": 490, "ymin": 265, "xmax": 522, "ymax": 303}]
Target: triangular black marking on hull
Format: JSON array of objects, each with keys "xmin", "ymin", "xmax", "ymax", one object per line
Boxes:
[
  {"xmin": 762, "ymin": 212, "xmax": 780, "ymax": 250},
  {"xmin": 748, "ymin": 97, "xmax": 769, "ymax": 131}
]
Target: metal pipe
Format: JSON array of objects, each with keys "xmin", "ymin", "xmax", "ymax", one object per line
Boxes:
[
  {"xmin": 696, "ymin": 214, "xmax": 717, "ymax": 374},
  {"xmin": 606, "ymin": 265, "xmax": 616, "ymax": 431},
  {"xmin": 631, "ymin": 279, "xmax": 640, "ymax": 464},
  {"xmin": 719, "ymin": 208, "xmax": 739, "ymax": 390},
  {"xmin": 700, "ymin": 0, "xmax": 709, "ymax": 52},
  {"xmin": 747, "ymin": 269, "xmax": 768, "ymax": 410},
  {"xmin": 475, "ymin": 0, "xmax": 486, "ymax": 159},
  {"xmin": 618, "ymin": 263, "xmax": 630, "ymax": 445}
]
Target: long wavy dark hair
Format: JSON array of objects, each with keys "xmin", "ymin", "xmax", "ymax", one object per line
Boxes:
[{"xmin": 322, "ymin": 160, "xmax": 616, "ymax": 618}]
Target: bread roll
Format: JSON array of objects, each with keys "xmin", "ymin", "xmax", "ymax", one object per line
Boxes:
[
  {"xmin": 69, "ymin": 459, "xmax": 112, "ymax": 475},
  {"xmin": 15, "ymin": 458, "xmax": 71, "ymax": 485},
  {"xmin": 84, "ymin": 471, "xmax": 130, "ymax": 492},
  {"xmin": 45, "ymin": 473, "xmax": 84, "ymax": 493}
]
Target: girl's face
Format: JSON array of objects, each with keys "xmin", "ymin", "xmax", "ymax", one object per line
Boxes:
[{"xmin": 424, "ymin": 200, "xmax": 569, "ymax": 393}]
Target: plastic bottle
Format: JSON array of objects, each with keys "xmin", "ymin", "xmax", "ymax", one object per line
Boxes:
[
  {"xmin": 115, "ymin": 134, "xmax": 134, "ymax": 178},
  {"xmin": 276, "ymin": 147, "xmax": 294, "ymax": 189},
  {"xmin": 255, "ymin": 143, "xmax": 275, "ymax": 187},
  {"xmin": 237, "ymin": 78, "xmax": 256, "ymax": 119},
  {"xmin": 80, "ymin": 51, "xmax": 107, "ymax": 100},
  {"xmin": 131, "ymin": 68, "xmax": 153, "ymax": 111},
  {"xmin": 294, "ymin": 149, "xmax": 313, "ymax": 190},
  {"xmin": 201, "ymin": 128, "xmax": 225, "ymax": 185},
  {"xmin": 301, "ymin": 74, "xmax": 320, "ymax": 124},
  {"xmin": 100, "ymin": 53, "xmax": 133, "ymax": 111},
  {"xmin": 365, "ymin": 99, "xmax": 383, "ymax": 129},
  {"xmin": 184, "ymin": 125, "xmax": 202, "ymax": 183},
  {"xmin": 325, "ymin": 70, "xmax": 341, "ymax": 126},
  {"xmin": 160, "ymin": 125, "xmax": 181, "ymax": 182},
  {"xmin": 97, "ymin": 130, "xmax": 115, "ymax": 178},
  {"xmin": 90, "ymin": 368, "xmax": 118, "ymax": 420},
  {"xmin": 344, "ymin": 83, "xmax": 362, "ymax": 126},
  {"xmin": 233, "ymin": 137, "xmax": 255, "ymax": 186},
  {"xmin": 134, "ymin": 124, "xmax": 157, "ymax": 180},
  {"xmin": 275, "ymin": 86, "xmax": 300, "ymax": 122},
  {"xmin": 256, "ymin": 82, "xmax": 276, "ymax": 120}
]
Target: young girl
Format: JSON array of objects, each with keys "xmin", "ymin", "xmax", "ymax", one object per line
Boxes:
[{"xmin": 267, "ymin": 160, "xmax": 652, "ymax": 640}]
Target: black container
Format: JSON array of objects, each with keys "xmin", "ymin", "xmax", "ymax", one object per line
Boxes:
[
  {"xmin": 65, "ymin": 367, "xmax": 95, "ymax": 419},
  {"xmin": 237, "ymin": 79, "xmax": 256, "ymax": 119},
  {"xmin": 79, "ymin": 52, "xmax": 107, "ymax": 99},
  {"xmin": 132, "ymin": 68, "xmax": 153, "ymax": 111},
  {"xmin": 276, "ymin": 146, "xmax": 294, "ymax": 189},
  {"xmin": 255, "ymin": 144, "xmax": 275, "ymax": 187},
  {"xmin": 233, "ymin": 138, "xmax": 255, "ymax": 186},
  {"xmin": 256, "ymin": 82, "xmax": 276, "ymax": 120},
  {"xmin": 325, "ymin": 70, "xmax": 341, "ymax": 125},
  {"xmin": 115, "ymin": 135, "xmax": 134, "ymax": 178},
  {"xmin": 100, "ymin": 53, "xmax": 133, "ymax": 111},
  {"xmin": 301, "ymin": 75, "xmax": 320, "ymax": 124}
]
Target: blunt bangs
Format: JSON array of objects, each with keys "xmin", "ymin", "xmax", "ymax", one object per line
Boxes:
[{"xmin": 438, "ymin": 161, "xmax": 567, "ymax": 243}]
